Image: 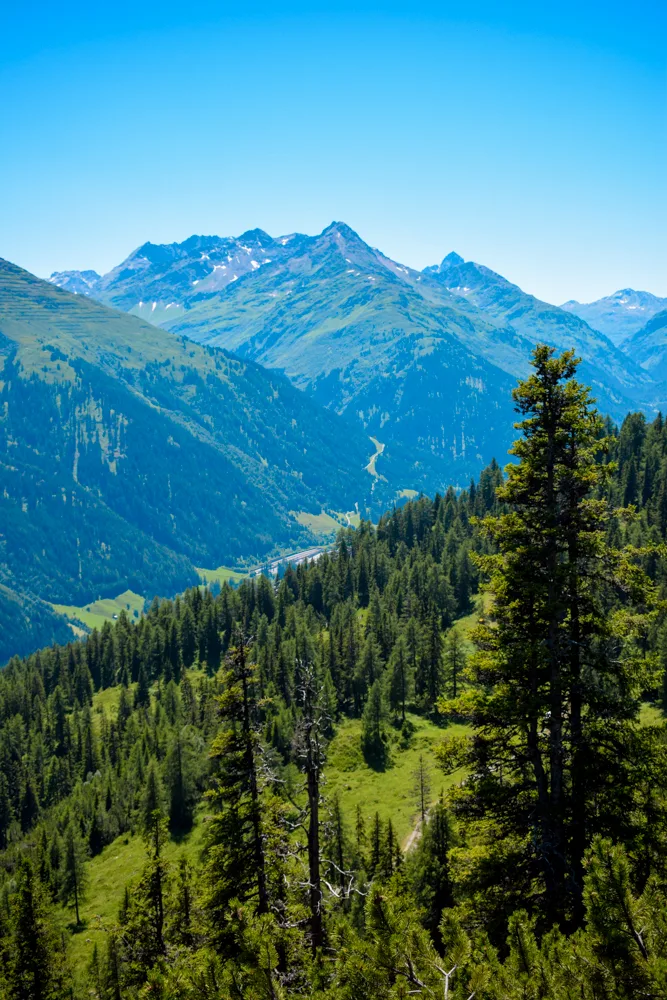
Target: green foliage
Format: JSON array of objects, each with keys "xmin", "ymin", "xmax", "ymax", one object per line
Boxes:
[
  {"xmin": 361, "ymin": 678, "xmax": 388, "ymax": 763},
  {"xmin": 449, "ymin": 346, "xmax": 665, "ymax": 933},
  {"xmin": 1, "ymin": 380, "xmax": 667, "ymax": 998},
  {"xmin": 59, "ymin": 822, "xmax": 88, "ymax": 925},
  {"xmin": 3, "ymin": 858, "xmax": 69, "ymax": 1000}
]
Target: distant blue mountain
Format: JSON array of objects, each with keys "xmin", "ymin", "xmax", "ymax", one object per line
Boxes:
[
  {"xmin": 50, "ymin": 224, "xmax": 667, "ymax": 492},
  {"xmin": 561, "ymin": 289, "xmax": 667, "ymax": 346}
]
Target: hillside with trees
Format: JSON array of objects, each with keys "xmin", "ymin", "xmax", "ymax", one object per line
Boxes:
[
  {"xmin": 1, "ymin": 348, "xmax": 667, "ymax": 998},
  {"xmin": 0, "ymin": 258, "xmax": 386, "ymax": 661}
]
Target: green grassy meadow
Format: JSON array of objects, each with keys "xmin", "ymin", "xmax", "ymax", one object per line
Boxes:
[
  {"xmin": 57, "ymin": 814, "xmax": 208, "ymax": 979},
  {"xmin": 295, "ymin": 509, "xmax": 361, "ymax": 534},
  {"xmin": 196, "ymin": 564, "xmax": 248, "ymax": 586},
  {"xmin": 51, "ymin": 589, "xmax": 145, "ymax": 631},
  {"xmin": 324, "ymin": 714, "xmax": 468, "ymax": 847}
]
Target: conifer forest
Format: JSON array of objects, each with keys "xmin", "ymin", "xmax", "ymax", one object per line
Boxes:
[{"xmin": 3, "ymin": 347, "xmax": 667, "ymax": 999}]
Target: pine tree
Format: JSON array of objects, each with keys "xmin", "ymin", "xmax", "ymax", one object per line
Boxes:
[
  {"xmin": 134, "ymin": 662, "xmax": 150, "ymax": 709},
  {"xmin": 369, "ymin": 812, "xmax": 383, "ymax": 877},
  {"xmin": 388, "ymin": 634, "xmax": 412, "ymax": 722},
  {"xmin": 361, "ymin": 678, "xmax": 387, "ymax": 763},
  {"xmin": 140, "ymin": 758, "xmax": 166, "ymax": 857},
  {"xmin": 0, "ymin": 772, "xmax": 12, "ymax": 850},
  {"xmin": 59, "ymin": 821, "xmax": 88, "ymax": 925},
  {"xmin": 443, "ymin": 628, "xmax": 466, "ymax": 699},
  {"xmin": 164, "ymin": 727, "xmax": 198, "ymax": 833},
  {"xmin": 203, "ymin": 636, "xmax": 270, "ymax": 952},
  {"xmin": 412, "ymin": 754, "xmax": 431, "ymax": 824},
  {"xmin": 7, "ymin": 858, "xmax": 64, "ymax": 1000},
  {"xmin": 171, "ymin": 856, "xmax": 194, "ymax": 946},
  {"xmin": 417, "ymin": 609, "xmax": 443, "ymax": 710},
  {"xmin": 355, "ymin": 803, "xmax": 367, "ymax": 855},
  {"xmin": 456, "ymin": 345, "xmax": 660, "ymax": 929},
  {"xmin": 293, "ymin": 661, "xmax": 329, "ymax": 952},
  {"xmin": 409, "ymin": 796, "xmax": 457, "ymax": 943}
]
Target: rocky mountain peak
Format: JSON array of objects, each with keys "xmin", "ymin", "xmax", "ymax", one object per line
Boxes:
[{"xmin": 440, "ymin": 251, "xmax": 465, "ymax": 268}]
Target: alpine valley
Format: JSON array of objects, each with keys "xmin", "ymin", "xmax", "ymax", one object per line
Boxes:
[
  {"xmin": 4, "ymin": 226, "xmax": 667, "ymax": 1000},
  {"xmin": 4, "ymin": 222, "xmax": 667, "ymax": 661},
  {"xmin": 0, "ymin": 259, "xmax": 381, "ymax": 661},
  {"xmin": 52, "ymin": 222, "xmax": 667, "ymax": 482}
]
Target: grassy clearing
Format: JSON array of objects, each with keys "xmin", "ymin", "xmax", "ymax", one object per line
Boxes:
[
  {"xmin": 57, "ymin": 813, "xmax": 208, "ymax": 978},
  {"xmin": 324, "ymin": 713, "xmax": 469, "ymax": 848},
  {"xmin": 294, "ymin": 509, "xmax": 360, "ymax": 535},
  {"xmin": 295, "ymin": 510, "xmax": 343, "ymax": 534},
  {"xmin": 447, "ymin": 591, "xmax": 490, "ymax": 657},
  {"xmin": 92, "ymin": 685, "xmax": 125, "ymax": 721},
  {"xmin": 397, "ymin": 489, "xmax": 419, "ymax": 500},
  {"xmin": 196, "ymin": 565, "xmax": 248, "ymax": 586},
  {"xmin": 51, "ymin": 590, "xmax": 145, "ymax": 631}
]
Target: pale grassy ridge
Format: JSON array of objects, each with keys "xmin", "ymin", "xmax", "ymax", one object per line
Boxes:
[
  {"xmin": 195, "ymin": 565, "xmax": 249, "ymax": 586},
  {"xmin": 51, "ymin": 590, "xmax": 145, "ymax": 631},
  {"xmin": 294, "ymin": 509, "xmax": 361, "ymax": 534}
]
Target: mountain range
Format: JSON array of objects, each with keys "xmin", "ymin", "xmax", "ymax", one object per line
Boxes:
[
  {"xmin": 51, "ymin": 223, "xmax": 667, "ymax": 476},
  {"xmin": 561, "ymin": 289, "xmax": 667, "ymax": 346},
  {"xmin": 4, "ymin": 221, "xmax": 665, "ymax": 661}
]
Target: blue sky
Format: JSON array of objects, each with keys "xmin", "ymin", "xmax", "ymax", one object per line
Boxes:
[{"xmin": 1, "ymin": 1, "xmax": 665, "ymax": 303}]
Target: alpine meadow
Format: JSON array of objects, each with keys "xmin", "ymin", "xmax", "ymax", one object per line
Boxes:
[{"xmin": 2, "ymin": 2, "xmax": 666, "ymax": 998}]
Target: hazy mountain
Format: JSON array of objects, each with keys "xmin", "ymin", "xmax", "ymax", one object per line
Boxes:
[
  {"xmin": 51, "ymin": 224, "xmax": 667, "ymax": 483},
  {"xmin": 50, "ymin": 230, "xmax": 299, "ymax": 326},
  {"xmin": 0, "ymin": 258, "xmax": 381, "ymax": 659},
  {"xmin": 621, "ymin": 309, "xmax": 667, "ymax": 381},
  {"xmin": 423, "ymin": 253, "xmax": 658, "ymax": 414},
  {"xmin": 561, "ymin": 289, "xmax": 667, "ymax": 346},
  {"xmin": 49, "ymin": 268, "xmax": 102, "ymax": 298}
]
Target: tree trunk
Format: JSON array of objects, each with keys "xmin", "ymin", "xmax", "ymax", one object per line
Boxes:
[
  {"xmin": 307, "ymin": 756, "xmax": 323, "ymax": 951},
  {"xmin": 239, "ymin": 641, "xmax": 269, "ymax": 914}
]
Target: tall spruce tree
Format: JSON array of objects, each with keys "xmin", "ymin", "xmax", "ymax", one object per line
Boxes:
[
  {"xmin": 203, "ymin": 636, "xmax": 270, "ymax": 952},
  {"xmin": 59, "ymin": 821, "xmax": 88, "ymax": 925},
  {"xmin": 7, "ymin": 858, "xmax": 65, "ymax": 1000},
  {"xmin": 451, "ymin": 345, "xmax": 660, "ymax": 930}
]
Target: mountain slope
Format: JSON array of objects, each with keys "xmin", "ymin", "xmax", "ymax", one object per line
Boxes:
[
  {"xmin": 163, "ymin": 223, "xmax": 521, "ymax": 489},
  {"xmin": 561, "ymin": 289, "xmax": 667, "ymax": 346},
  {"xmin": 0, "ymin": 259, "xmax": 380, "ymax": 659},
  {"xmin": 621, "ymin": 309, "xmax": 667, "ymax": 381},
  {"xmin": 423, "ymin": 253, "xmax": 659, "ymax": 415},
  {"xmin": 51, "ymin": 223, "xmax": 667, "ymax": 487}
]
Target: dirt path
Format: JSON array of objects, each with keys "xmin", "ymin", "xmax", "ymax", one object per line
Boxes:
[
  {"xmin": 365, "ymin": 436, "xmax": 385, "ymax": 478},
  {"xmin": 403, "ymin": 807, "xmax": 431, "ymax": 853}
]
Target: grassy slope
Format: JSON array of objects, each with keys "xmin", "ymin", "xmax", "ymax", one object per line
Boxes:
[
  {"xmin": 58, "ymin": 815, "xmax": 208, "ymax": 978},
  {"xmin": 196, "ymin": 565, "xmax": 249, "ymax": 586},
  {"xmin": 51, "ymin": 590, "xmax": 145, "ymax": 631},
  {"xmin": 324, "ymin": 714, "xmax": 469, "ymax": 848},
  {"xmin": 58, "ymin": 676, "xmax": 210, "ymax": 979},
  {"xmin": 52, "ymin": 596, "xmax": 666, "ymax": 987},
  {"xmin": 295, "ymin": 509, "xmax": 361, "ymax": 534}
]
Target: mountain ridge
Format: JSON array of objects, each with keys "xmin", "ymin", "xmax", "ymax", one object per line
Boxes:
[
  {"xmin": 0, "ymin": 257, "xmax": 385, "ymax": 660},
  {"xmin": 49, "ymin": 223, "xmax": 667, "ymax": 468},
  {"xmin": 561, "ymin": 288, "xmax": 667, "ymax": 346}
]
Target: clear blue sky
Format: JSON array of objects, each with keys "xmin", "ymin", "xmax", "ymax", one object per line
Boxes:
[{"xmin": 1, "ymin": 1, "xmax": 665, "ymax": 303}]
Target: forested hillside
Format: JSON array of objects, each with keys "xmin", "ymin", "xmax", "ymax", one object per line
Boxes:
[
  {"xmin": 2, "ymin": 349, "xmax": 667, "ymax": 998},
  {"xmin": 0, "ymin": 259, "xmax": 384, "ymax": 661}
]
